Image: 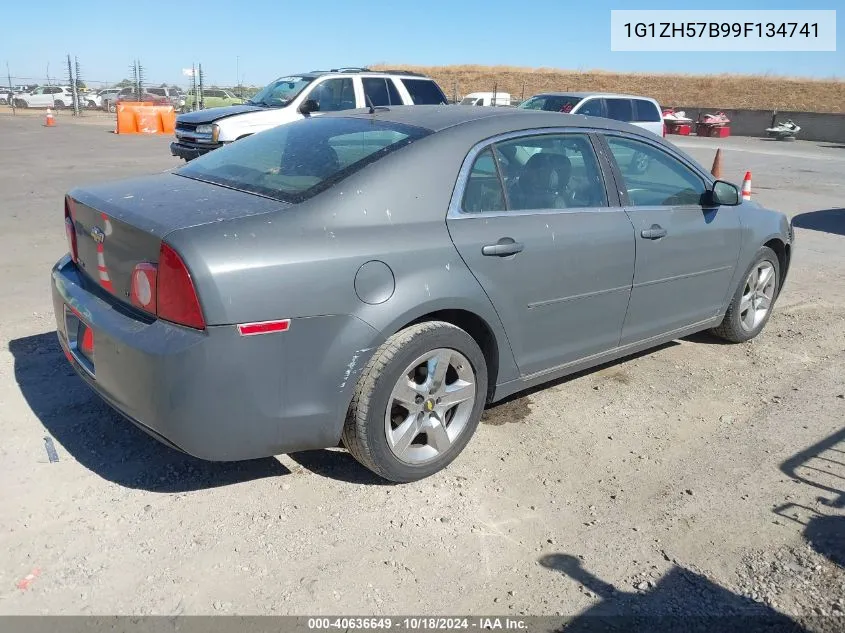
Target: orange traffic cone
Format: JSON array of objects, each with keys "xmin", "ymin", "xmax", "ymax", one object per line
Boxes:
[
  {"xmin": 710, "ymin": 148, "xmax": 722, "ymax": 179},
  {"xmin": 45, "ymin": 109, "xmax": 56, "ymax": 127},
  {"xmin": 741, "ymin": 171, "xmax": 752, "ymax": 201}
]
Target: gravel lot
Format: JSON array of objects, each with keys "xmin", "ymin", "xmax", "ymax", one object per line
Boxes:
[{"xmin": 0, "ymin": 115, "xmax": 842, "ymax": 627}]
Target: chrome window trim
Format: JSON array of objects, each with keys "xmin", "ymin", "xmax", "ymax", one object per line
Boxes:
[{"xmin": 447, "ymin": 127, "xmax": 620, "ymax": 220}]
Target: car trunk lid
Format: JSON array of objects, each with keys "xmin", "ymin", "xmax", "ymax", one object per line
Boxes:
[{"xmin": 69, "ymin": 172, "xmax": 288, "ymax": 303}]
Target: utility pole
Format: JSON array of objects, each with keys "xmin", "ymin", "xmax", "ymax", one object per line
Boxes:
[
  {"xmin": 236, "ymin": 56, "xmax": 240, "ymax": 96},
  {"xmin": 7, "ymin": 62, "xmax": 15, "ymax": 115}
]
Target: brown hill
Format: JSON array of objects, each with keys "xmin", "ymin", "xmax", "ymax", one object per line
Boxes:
[{"xmin": 372, "ymin": 64, "xmax": 844, "ymax": 113}]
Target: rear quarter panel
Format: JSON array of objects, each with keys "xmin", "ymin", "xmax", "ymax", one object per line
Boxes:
[{"xmin": 164, "ymin": 131, "xmax": 521, "ymax": 386}]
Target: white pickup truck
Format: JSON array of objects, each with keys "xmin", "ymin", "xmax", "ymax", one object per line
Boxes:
[{"xmin": 170, "ymin": 68, "xmax": 449, "ymax": 161}]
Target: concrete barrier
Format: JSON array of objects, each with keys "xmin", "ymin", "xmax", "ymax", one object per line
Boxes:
[
  {"xmin": 115, "ymin": 102, "xmax": 176, "ymax": 135},
  {"xmin": 669, "ymin": 107, "xmax": 845, "ymax": 143}
]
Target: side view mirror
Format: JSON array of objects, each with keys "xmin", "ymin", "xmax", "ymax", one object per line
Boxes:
[
  {"xmin": 298, "ymin": 99, "xmax": 319, "ymax": 116},
  {"xmin": 706, "ymin": 180, "xmax": 741, "ymax": 206}
]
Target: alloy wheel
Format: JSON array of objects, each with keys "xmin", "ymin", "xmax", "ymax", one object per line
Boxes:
[
  {"xmin": 384, "ymin": 348, "xmax": 476, "ymax": 465},
  {"xmin": 740, "ymin": 261, "xmax": 776, "ymax": 331}
]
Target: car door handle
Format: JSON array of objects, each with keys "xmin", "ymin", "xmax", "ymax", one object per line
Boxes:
[
  {"xmin": 640, "ymin": 224, "xmax": 667, "ymax": 240},
  {"xmin": 482, "ymin": 239, "xmax": 524, "ymax": 257}
]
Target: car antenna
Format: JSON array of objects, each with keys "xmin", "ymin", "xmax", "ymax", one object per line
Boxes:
[{"xmin": 364, "ymin": 94, "xmax": 389, "ymax": 116}]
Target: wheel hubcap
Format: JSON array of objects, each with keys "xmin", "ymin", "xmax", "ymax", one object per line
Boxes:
[
  {"xmin": 385, "ymin": 348, "xmax": 476, "ymax": 465},
  {"xmin": 740, "ymin": 261, "xmax": 776, "ymax": 331}
]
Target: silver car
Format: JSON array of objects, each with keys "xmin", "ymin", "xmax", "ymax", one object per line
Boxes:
[{"xmin": 52, "ymin": 107, "xmax": 793, "ymax": 482}]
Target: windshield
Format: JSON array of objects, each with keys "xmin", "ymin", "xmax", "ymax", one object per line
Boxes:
[
  {"xmin": 519, "ymin": 94, "xmax": 583, "ymax": 113},
  {"xmin": 248, "ymin": 76, "xmax": 314, "ymax": 107},
  {"xmin": 176, "ymin": 117, "xmax": 431, "ymax": 203}
]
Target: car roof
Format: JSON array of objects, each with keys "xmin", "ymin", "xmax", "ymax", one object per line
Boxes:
[
  {"xmin": 332, "ymin": 104, "xmax": 636, "ymax": 134},
  {"xmin": 530, "ymin": 92, "xmax": 659, "ymax": 101},
  {"xmin": 290, "ymin": 68, "xmax": 431, "ymax": 79}
]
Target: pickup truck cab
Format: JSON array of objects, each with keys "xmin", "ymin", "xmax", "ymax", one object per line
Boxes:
[
  {"xmin": 459, "ymin": 92, "xmax": 512, "ymax": 106},
  {"xmin": 170, "ymin": 68, "xmax": 448, "ymax": 161}
]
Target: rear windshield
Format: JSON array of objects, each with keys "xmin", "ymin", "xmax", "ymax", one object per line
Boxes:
[
  {"xmin": 400, "ymin": 78, "xmax": 448, "ymax": 105},
  {"xmin": 176, "ymin": 117, "xmax": 431, "ymax": 203},
  {"xmin": 518, "ymin": 94, "xmax": 583, "ymax": 113}
]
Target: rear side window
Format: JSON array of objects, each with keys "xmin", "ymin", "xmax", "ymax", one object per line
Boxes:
[
  {"xmin": 309, "ymin": 78, "xmax": 355, "ymax": 111},
  {"xmin": 632, "ymin": 99, "xmax": 661, "ymax": 122},
  {"xmin": 462, "ymin": 149, "xmax": 506, "ymax": 213},
  {"xmin": 363, "ymin": 78, "xmax": 402, "ymax": 107},
  {"xmin": 400, "ymin": 79, "xmax": 448, "ymax": 105},
  {"xmin": 177, "ymin": 117, "xmax": 431, "ymax": 203},
  {"xmin": 606, "ymin": 99, "xmax": 633, "ymax": 121}
]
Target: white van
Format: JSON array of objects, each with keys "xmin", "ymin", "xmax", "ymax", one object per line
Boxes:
[
  {"xmin": 171, "ymin": 68, "xmax": 449, "ymax": 161},
  {"xmin": 459, "ymin": 92, "xmax": 512, "ymax": 107},
  {"xmin": 518, "ymin": 92, "xmax": 665, "ymax": 137}
]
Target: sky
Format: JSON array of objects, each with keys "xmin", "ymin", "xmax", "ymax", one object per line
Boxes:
[{"xmin": 2, "ymin": 0, "xmax": 842, "ymax": 88}]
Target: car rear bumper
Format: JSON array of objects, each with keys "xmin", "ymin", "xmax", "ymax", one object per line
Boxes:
[
  {"xmin": 51, "ymin": 255, "xmax": 381, "ymax": 461},
  {"xmin": 170, "ymin": 141, "xmax": 220, "ymax": 161}
]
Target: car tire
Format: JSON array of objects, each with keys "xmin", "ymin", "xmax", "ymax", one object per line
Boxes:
[
  {"xmin": 342, "ymin": 321, "xmax": 488, "ymax": 483},
  {"xmin": 711, "ymin": 246, "xmax": 780, "ymax": 343},
  {"xmin": 87, "ymin": 100, "xmax": 97, "ymax": 108},
  {"xmin": 107, "ymin": 102, "xmax": 116, "ymax": 113},
  {"xmin": 15, "ymin": 99, "xmax": 27, "ymax": 108},
  {"xmin": 53, "ymin": 100, "xmax": 65, "ymax": 110}
]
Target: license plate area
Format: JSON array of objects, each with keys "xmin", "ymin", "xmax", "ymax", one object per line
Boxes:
[{"xmin": 64, "ymin": 305, "xmax": 95, "ymax": 377}]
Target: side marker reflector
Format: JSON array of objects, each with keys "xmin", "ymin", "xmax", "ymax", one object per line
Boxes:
[{"xmin": 237, "ymin": 319, "xmax": 291, "ymax": 336}]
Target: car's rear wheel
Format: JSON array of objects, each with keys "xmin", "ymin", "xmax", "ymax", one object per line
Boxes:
[
  {"xmin": 87, "ymin": 100, "xmax": 97, "ymax": 108},
  {"xmin": 53, "ymin": 100, "xmax": 65, "ymax": 110},
  {"xmin": 712, "ymin": 246, "xmax": 780, "ymax": 343},
  {"xmin": 15, "ymin": 99, "xmax": 27, "ymax": 108},
  {"xmin": 342, "ymin": 321, "xmax": 487, "ymax": 482}
]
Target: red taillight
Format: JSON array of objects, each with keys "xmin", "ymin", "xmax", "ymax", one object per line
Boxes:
[
  {"xmin": 157, "ymin": 242, "xmax": 205, "ymax": 330},
  {"xmin": 65, "ymin": 196, "xmax": 78, "ymax": 263},
  {"xmin": 80, "ymin": 327, "xmax": 94, "ymax": 356},
  {"xmin": 129, "ymin": 243, "xmax": 204, "ymax": 329},
  {"xmin": 130, "ymin": 263, "xmax": 158, "ymax": 314}
]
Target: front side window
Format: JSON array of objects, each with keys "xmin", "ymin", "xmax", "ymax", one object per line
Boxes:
[
  {"xmin": 495, "ymin": 134, "xmax": 608, "ymax": 210},
  {"xmin": 606, "ymin": 136, "xmax": 706, "ymax": 206},
  {"xmin": 177, "ymin": 117, "xmax": 430, "ymax": 203},
  {"xmin": 400, "ymin": 78, "xmax": 448, "ymax": 105},
  {"xmin": 577, "ymin": 99, "xmax": 603, "ymax": 117},
  {"xmin": 248, "ymin": 75, "xmax": 314, "ymax": 108},
  {"xmin": 308, "ymin": 78, "xmax": 355, "ymax": 112},
  {"xmin": 518, "ymin": 95, "xmax": 582, "ymax": 113}
]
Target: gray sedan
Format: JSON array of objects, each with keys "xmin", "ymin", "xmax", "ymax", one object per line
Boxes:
[{"xmin": 52, "ymin": 107, "xmax": 793, "ymax": 482}]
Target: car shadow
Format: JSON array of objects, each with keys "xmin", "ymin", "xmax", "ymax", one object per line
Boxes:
[
  {"xmin": 539, "ymin": 553, "xmax": 806, "ymax": 632},
  {"xmin": 9, "ymin": 332, "xmax": 290, "ymax": 492},
  {"xmin": 776, "ymin": 427, "xmax": 845, "ymax": 568},
  {"xmin": 287, "ymin": 450, "xmax": 393, "ymax": 486},
  {"xmin": 791, "ymin": 208, "xmax": 845, "ymax": 237}
]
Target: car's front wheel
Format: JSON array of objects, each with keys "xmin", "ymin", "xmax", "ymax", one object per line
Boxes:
[
  {"xmin": 53, "ymin": 100, "xmax": 65, "ymax": 110},
  {"xmin": 712, "ymin": 246, "xmax": 780, "ymax": 343},
  {"xmin": 343, "ymin": 321, "xmax": 488, "ymax": 482}
]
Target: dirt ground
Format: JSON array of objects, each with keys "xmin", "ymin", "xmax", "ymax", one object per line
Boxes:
[{"xmin": 0, "ymin": 116, "xmax": 843, "ymax": 627}]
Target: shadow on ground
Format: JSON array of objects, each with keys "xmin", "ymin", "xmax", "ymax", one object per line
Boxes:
[
  {"xmin": 777, "ymin": 427, "xmax": 845, "ymax": 568},
  {"xmin": 791, "ymin": 208, "xmax": 845, "ymax": 237},
  {"xmin": 539, "ymin": 554, "xmax": 807, "ymax": 632},
  {"xmin": 10, "ymin": 332, "xmax": 290, "ymax": 492}
]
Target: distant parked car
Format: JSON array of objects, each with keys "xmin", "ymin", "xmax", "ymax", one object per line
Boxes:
[
  {"xmin": 114, "ymin": 86, "xmax": 170, "ymax": 107},
  {"xmin": 459, "ymin": 92, "xmax": 512, "ymax": 107},
  {"xmin": 98, "ymin": 88, "xmax": 122, "ymax": 112},
  {"xmin": 14, "ymin": 86, "xmax": 76, "ymax": 109},
  {"xmin": 54, "ymin": 107, "xmax": 792, "ymax": 482},
  {"xmin": 171, "ymin": 68, "xmax": 448, "ymax": 161},
  {"xmin": 182, "ymin": 88, "xmax": 243, "ymax": 112},
  {"xmin": 146, "ymin": 87, "xmax": 185, "ymax": 110},
  {"xmin": 519, "ymin": 92, "xmax": 665, "ymax": 137}
]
